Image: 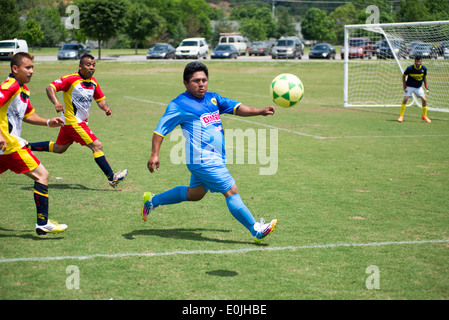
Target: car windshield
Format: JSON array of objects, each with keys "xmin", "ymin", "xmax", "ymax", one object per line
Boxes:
[
  {"xmin": 415, "ymin": 44, "xmax": 433, "ymax": 50},
  {"xmin": 276, "ymin": 40, "xmax": 294, "ymax": 46},
  {"xmin": 349, "ymin": 40, "xmax": 365, "ymax": 46},
  {"xmin": 62, "ymin": 44, "xmax": 78, "ymax": 50},
  {"xmin": 251, "ymin": 42, "xmax": 263, "ymax": 47},
  {"xmin": 313, "ymin": 45, "xmax": 328, "ymax": 50},
  {"xmin": 216, "ymin": 45, "xmax": 231, "ymax": 51},
  {"xmin": 153, "ymin": 45, "xmax": 167, "ymax": 51},
  {"xmin": 181, "ymin": 41, "xmax": 198, "ymax": 47},
  {"xmin": 0, "ymin": 42, "xmax": 16, "ymax": 49}
]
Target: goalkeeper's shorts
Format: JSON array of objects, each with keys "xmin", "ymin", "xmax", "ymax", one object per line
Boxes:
[{"xmin": 404, "ymin": 86, "xmax": 425, "ymax": 97}]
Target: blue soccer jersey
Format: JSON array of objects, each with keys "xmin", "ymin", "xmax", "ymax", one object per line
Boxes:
[
  {"xmin": 404, "ymin": 64, "xmax": 427, "ymax": 88},
  {"xmin": 154, "ymin": 91, "xmax": 241, "ymax": 170}
]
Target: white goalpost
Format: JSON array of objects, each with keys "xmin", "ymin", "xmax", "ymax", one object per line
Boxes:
[{"xmin": 343, "ymin": 20, "xmax": 449, "ymax": 112}]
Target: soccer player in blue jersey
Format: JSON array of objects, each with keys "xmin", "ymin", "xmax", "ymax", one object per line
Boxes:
[
  {"xmin": 398, "ymin": 55, "xmax": 431, "ymax": 123},
  {"xmin": 141, "ymin": 62, "xmax": 277, "ymax": 243}
]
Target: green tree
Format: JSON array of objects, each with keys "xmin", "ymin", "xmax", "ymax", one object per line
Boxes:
[
  {"xmin": 27, "ymin": 6, "xmax": 67, "ymax": 47},
  {"xmin": 77, "ymin": 0, "xmax": 128, "ymax": 59},
  {"xmin": 124, "ymin": 3, "xmax": 165, "ymax": 54},
  {"xmin": 396, "ymin": 0, "xmax": 430, "ymax": 22},
  {"xmin": 239, "ymin": 7, "xmax": 277, "ymax": 41},
  {"xmin": 142, "ymin": 0, "xmax": 182, "ymax": 41},
  {"xmin": 424, "ymin": 0, "xmax": 449, "ymax": 20},
  {"xmin": 301, "ymin": 8, "xmax": 336, "ymax": 43},
  {"xmin": 178, "ymin": 0, "xmax": 213, "ymax": 38},
  {"xmin": 351, "ymin": 0, "xmax": 392, "ymax": 13},
  {"xmin": 276, "ymin": 6, "xmax": 296, "ymax": 38},
  {"xmin": 0, "ymin": 0, "xmax": 20, "ymax": 39},
  {"xmin": 21, "ymin": 19, "xmax": 43, "ymax": 51},
  {"xmin": 329, "ymin": 3, "xmax": 358, "ymax": 43}
]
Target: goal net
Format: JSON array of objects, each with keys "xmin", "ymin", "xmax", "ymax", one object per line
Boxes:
[{"xmin": 343, "ymin": 21, "xmax": 449, "ymax": 112}]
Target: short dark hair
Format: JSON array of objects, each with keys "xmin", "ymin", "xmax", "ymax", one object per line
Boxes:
[
  {"xmin": 10, "ymin": 52, "xmax": 34, "ymax": 71},
  {"xmin": 183, "ymin": 62, "xmax": 208, "ymax": 82},
  {"xmin": 414, "ymin": 54, "xmax": 422, "ymax": 61},
  {"xmin": 79, "ymin": 54, "xmax": 95, "ymax": 65}
]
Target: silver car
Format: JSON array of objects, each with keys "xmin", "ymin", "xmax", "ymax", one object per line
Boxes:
[{"xmin": 57, "ymin": 43, "xmax": 90, "ymax": 60}]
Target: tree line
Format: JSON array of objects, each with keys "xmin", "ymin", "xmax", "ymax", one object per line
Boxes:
[{"xmin": 1, "ymin": 0, "xmax": 448, "ymax": 56}]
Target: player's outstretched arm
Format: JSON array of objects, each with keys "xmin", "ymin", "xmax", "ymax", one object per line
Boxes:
[
  {"xmin": 147, "ymin": 133, "xmax": 164, "ymax": 173},
  {"xmin": 23, "ymin": 112, "xmax": 64, "ymax": 127},
  {"xmin": 236, "ymin": 104, "xmax": 275, "ymax": 117}
]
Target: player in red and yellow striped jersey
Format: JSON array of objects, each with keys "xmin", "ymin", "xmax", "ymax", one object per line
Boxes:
[
  {"xmin": 27, "ymin": 54, "xmax": 127, "ymax": 188},
  {"xmin": 0, "ymin": 53, "xmax": 67, "ymax": 235}
]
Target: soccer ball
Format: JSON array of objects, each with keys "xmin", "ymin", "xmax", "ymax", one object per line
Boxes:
[{"xmin": 270, "ymin": 73, "xmax": 304, "ymax": 108}]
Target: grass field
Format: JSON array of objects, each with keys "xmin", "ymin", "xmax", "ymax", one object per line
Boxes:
[{"xmin": 0, "ymin": 58, "xmax": 448, "ymax": 302}]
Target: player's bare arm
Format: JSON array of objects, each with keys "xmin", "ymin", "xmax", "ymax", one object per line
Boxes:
[
  {"xmin": 98, "ymin": 99, "xmax": 112, "ymax": 116},
  {"xmin": 46, "ymin": 85, "xmax": 64, "ymax": 113},
  {"xmin": 23, "ymin": 112, "xmax": 64, "ymax": 127},
  {"xmin": 424, "ymin": 76, "xmax": 429, "ymax": 93},
  {"xmin": 236, "ymin": 104, "xmax": 275, "ymax": 117},
  {"xmin": 147, "ymin": 133, "xmax": 164, "ymax": 173},
  {"xmin": 0, "ymin": 131, "xmax": 6, "ymax": 151}
]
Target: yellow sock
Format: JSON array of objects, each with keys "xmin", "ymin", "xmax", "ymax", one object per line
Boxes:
[
  {"xmin": 422, "ymin": 106, "xmax": 427, "ymax": 117},
  {"xmin": 399, "ymin": 104, "xmax": 406, "ymax": 117}
]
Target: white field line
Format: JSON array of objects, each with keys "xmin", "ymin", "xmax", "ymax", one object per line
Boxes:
[
  {"xmin": 1, "ymin": 239, "xmax": 448, "ymax": 263},
  {"xmin": 124, "ymin": 96, "xmax": 449, "ymax": 140}
]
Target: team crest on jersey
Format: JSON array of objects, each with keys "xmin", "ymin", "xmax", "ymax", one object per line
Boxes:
[{"xmin": 211, "ymin": 98, "xmax": 217, "ymax": 106}]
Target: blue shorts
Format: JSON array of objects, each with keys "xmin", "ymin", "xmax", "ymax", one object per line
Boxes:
[{"xmin": 188, "ymin": 164, "xmax": 235, "ymax": 194}]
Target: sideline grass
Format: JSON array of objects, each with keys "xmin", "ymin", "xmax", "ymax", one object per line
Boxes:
[{"xmin": 0, "ymin": 59, "xmax": 448, "ymax": 300}]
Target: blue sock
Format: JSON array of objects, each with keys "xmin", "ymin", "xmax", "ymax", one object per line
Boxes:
[
  {"xmin": 28, "ymin": 141, "xmax": 53, "ymax": 152},
  {"xmin": 226, "ymin": 193, "xmax": 256, "ymax": 236},
  {"xmin": 93, "ymin": 152, "xmax": 114, "ymax": 181},
  {"xmin": 34, "ymin": 182, "xmax": 49, "ymax": 226},
  {"xmin": 153, "ymin": 186, "xmax": 188, "ymax": 208}
]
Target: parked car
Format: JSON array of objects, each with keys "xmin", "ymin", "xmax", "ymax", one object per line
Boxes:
[
  {"xmin": 271, "ymin": 36, "xmax": 304, "ymax": 59},
  {"xmin": 57, "ymin": 43, "xmax": 90, "ymax": 60},
  {"xmin": 175, "ymin": 37, "xmax": 208, "ymax": 59},
  {"xmin": 407, "ymin": 41, "xmax": 424, "ymax": 55},
  {"xmin": 376, "ymin": 39, "xmax": 406, "ymax": 59},
  {"xmin": 444, "ymin": 47, "xmax": 449, "ymax": 59},
  {"xmin": 341, "ymin": 37, "xmax": 374, "ymax": 59},
  {"xmin": 409, "ymin": 43, "xmax": 438, "ymax": 59},
  {"xmin": 146, "ymin": 43, "xmax": 175, "ymax": 59},
  {"xmin": 437, "ymin": 40, "xmax": 449, "ymax": 56},
  {"xmin": 308, "ymin": 43, "xmax": 336, "ymax": 59},
  {"xmin": 211, "ymin": 44, "xmax": 238, "ymax": 59},
  {"xmin": 248, "ymin": 41, "xmax": 271, "ymax": 56},
  {"xmin": 219, "ymin": 34, "xmax": 247, "ymax": 56},
  {"xmin": 372, "ymin": 40, "xmax": 385, "ymax": 56},
  {"xmin": 0, "ymin": 39, "xmax": 28, "ymax": 60}
]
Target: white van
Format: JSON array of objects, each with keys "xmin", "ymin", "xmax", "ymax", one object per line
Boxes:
[
  {"xmin": 0, "ymin": 39, "xmax": 29, "ymax": 60},
  {"xmin": 175, "ymin": 37, "xmax": 209, "ymax": 59},
  {"xmin": 219, "ymin": 35, "xmax": 247, "ymax": 56}
]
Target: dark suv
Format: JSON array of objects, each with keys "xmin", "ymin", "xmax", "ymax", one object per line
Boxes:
[
  {"xmin": 271, "ymin": 37, "xmax": 304, "ymax": 59},
  {"xmin": 377, "ymin": 39, "xmax": 406, "ymax": 59}
]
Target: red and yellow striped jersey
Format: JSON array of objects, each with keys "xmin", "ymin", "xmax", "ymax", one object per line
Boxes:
[
  {"xmin": 0, "ymin": 75, "xmax": 35, "ymax": 155},
  {"xmin": 49, "ymin": 71, "xmax": 105, "ymax": 125}
]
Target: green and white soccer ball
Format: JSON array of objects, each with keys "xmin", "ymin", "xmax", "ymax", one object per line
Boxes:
[{"xmin": 270, "ymin": 73, "xmax": 304, "ymax": 108}]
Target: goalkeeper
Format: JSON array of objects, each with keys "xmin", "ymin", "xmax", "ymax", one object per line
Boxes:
[
  {"xmin": 398, "ymin": 55, "xmax": 431, "ymax": 123},
  {"xmin": 141, "ymin": 62, "xmax": 277, "ymax": 243}
]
